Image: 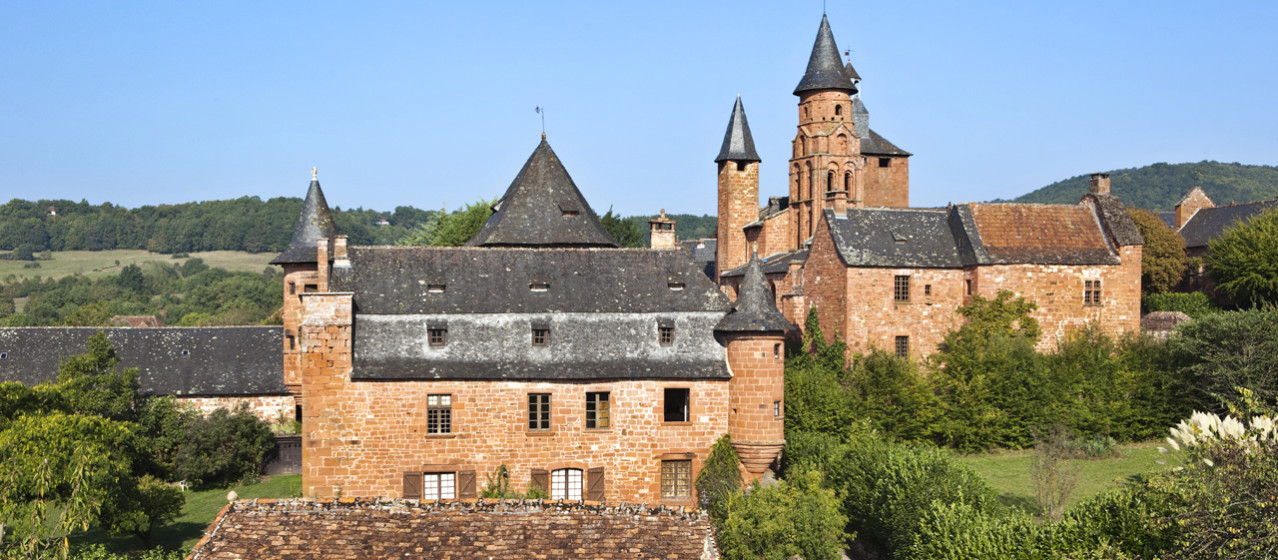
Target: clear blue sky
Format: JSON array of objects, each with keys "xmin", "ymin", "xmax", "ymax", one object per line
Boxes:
[{"xmin": 3, "ymin": 1, "xmax": 1276, "ymax": 217}]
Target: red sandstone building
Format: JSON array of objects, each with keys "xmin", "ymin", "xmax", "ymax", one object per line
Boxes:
[
  {"xmin": 275, "ymin": 139, "xmax": 791, "ymax": 503},
  {"xmin": 713, "ymin": 16, "xmax": 1143, "ymax": 357}
]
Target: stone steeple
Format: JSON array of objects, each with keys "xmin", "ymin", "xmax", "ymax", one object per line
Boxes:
[
  {"xmin": 716, "ymin": 97, "xmax": 762, "ymax": 281},
  {"xmin": 794, "ymin": 14, "xmax": 858, "ymax": 95},
  {"xmin": 466, "ymin": 138, "xmax": 618, "ymax": 248},
  {"xmin": 716, "ymin": 254, "xmax": 792, "ymax": 333},
  {"xmin": 271, "ymin": 171, "xmax": 337, "ymax": 265},
  {"xmin": 715, "ymin": 96, "xmax": 761, "ymax": 163}
]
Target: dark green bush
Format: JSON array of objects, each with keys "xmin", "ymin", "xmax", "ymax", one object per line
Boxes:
[
  {"xmin": 1167, "ymin": 307, "xmax": 1278, "ymax": 410},
  {"xmin": 1142, "ymin": 291, "xmax": 1219, "ymax": 318},
  {"xmin": 717, "ymin": 469, "xmax": 848, "ymax": 560},
  {"xmin": 143, "ymin": 400, "xmax": 274, "ymax": 489},
  {"xmin": 694, "ymin": 435, "xmax": 741, "ymax": 524}
]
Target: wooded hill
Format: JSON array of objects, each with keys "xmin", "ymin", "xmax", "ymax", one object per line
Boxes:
[{"xmin": 1012, "ymin": 161, "xmax": 1278, "ymax": 210}]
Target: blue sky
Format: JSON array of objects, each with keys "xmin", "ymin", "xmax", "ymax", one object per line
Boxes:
[{"xmin": 3, "ymin": 1, "xmax": 1276, "ymax": 217}]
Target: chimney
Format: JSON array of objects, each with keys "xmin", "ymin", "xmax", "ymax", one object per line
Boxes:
[
  {"xmin": 649, "ymin": 209, "xmax": 678, "ymax": 249},
  {"xmin": 827, "ymin": 189, "xmax": 849, "ymax": 216},
  {"xmin": 1088, "ymin": 173, "xmax": 1111, "ymax": 195},
  {"xmin": 316, "ymin": 238, "xmax": 329, "ymax": 292},
  {"xmin": 333, "ymin": 235, "xmax": 350, "ymax": 269}
]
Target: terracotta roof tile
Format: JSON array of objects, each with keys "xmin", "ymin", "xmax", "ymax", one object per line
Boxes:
[{"xmin": 967, "ymin": 203, "xmax": 1118, "ymax": 265}]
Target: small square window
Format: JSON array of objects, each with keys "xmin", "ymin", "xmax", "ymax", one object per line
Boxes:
[
  {"xmin": 586, "ymin": 391, "xmax": 610, "ymax": 430},
  {"xmin": 895, "ymin": 336, "xmax": 910, "ymax": 358},
  {"xmin": 303, "ymin": 283, "xmax": 318, "ymax": 293},
  {"xmin": 894, "ymin": 275, "xmax": 911, "ymax": 303},
  {"xmin": 428, "ymin": 328, "xmax": 446, "ymax": 347},
  {"xmin": 661, "ymin": 460, "xmax": 692, "ymax": 500},
  {"xmin": 664, "ymin": 388, "xmax": 690, "ymax": 423},
  {"xmin": 427, "ymin": 394, "xmax": 452, "ymax": 434},
  {"xmin": 532, "ymin": 328, "xmax": 549, "ymax": 346},
  {"xmin": 1084, "ymin": 280, "xmax": 1103, "ymax": 306},
  {"xmin": 528, "ymin": 393, "xmax": 551, "ymax": 431},
  {"xmin": 878, "ymin": 157, "xmax": 891, "ymax": 168},
  {"xmin": 659, "ymin": 326, "xmax": 675, "ymax": 346}
]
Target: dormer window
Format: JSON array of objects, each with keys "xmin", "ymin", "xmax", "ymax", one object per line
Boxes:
[
  {"xmin": 668, "ymin": 282, "xmax": 685, "ymax": 291},
  {"xmin": 427, "ymin": 284, "xmax": 445, "ymax": 294},
  {"xmin": 428, "ymin": 327, "xmax": 447, "ymax": 347},
  {"xmin": 532, "ymin": 327, "xmax": 549, "ymax": 346},
  {"xmin": 530, "ymin": 282, "xmax": 550, "ymax": 292},
  {"xmin": 659, "ymin": 326, "xmax": 675, "ymax": 346}
]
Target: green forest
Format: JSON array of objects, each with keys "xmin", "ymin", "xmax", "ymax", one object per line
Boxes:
[{"xmin": 1012, "ymin": 161, "xmax": 1278, "ymax": 210}]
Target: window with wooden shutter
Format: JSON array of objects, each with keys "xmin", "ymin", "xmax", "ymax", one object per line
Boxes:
[
  {"xmin": 530, "ymin": 468, "xmax": 550, "ymax": 496},
  {"xmin": 402, "ymin": 471, "xmax": 423, "ymax": 500},
  {"xmin": 458, "ymin": 470, "xmax": 477, "ymax": 499},
  {"xmin": 586, "ymin": 467, "xmax": 605, "ymax": 501}
]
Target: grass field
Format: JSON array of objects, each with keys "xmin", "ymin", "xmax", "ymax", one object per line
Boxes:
[
  {"xmin": 70, "ymin": 474, "xmax": 302, "ymax": 554},
  {"xmin": 957, "ymin": 441, "xmax": 1178, "ymax": 514},
  {"xmin": 0, "ymin": 250, "xmax": 275, "ymax": 281}
]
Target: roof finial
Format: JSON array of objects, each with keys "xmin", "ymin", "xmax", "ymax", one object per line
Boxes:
[
  {"xmin": 536, "ymin": 106, "xmax": 545, "ymax": 139},
  {"xmin": 311, "ymin": 166, "xmax": 317, "ymax": 181}
]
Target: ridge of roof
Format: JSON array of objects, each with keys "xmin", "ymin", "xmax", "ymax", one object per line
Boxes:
[
  {"xmin": 271, "ymin": 178, "xmax": 337, "ymax": 265},
  {"xmin": 466, "ymin": 139, "xmax": 618, "ymax": 248},
  {"xmin": 714, "ymin": 96, "xmax": 761, "ymax": 163},
  {"xmin": 794, "ymin": 15, "xmax": 858, "ymax": 95}
]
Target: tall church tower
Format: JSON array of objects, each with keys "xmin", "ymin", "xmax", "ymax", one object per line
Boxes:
[
  {"xmin": 715, "ymin": 96, "xmax": 761, "ymax": 282},
  {"xmin": 789, "ymin": 15, "xmax": 862, "ymax": 245}
]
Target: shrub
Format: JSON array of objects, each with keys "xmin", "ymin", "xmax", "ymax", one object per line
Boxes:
[
  {"xmin": 694, "ymin": 435, "xmax": 741, "ymax": 523},
  {"xmin": 144, "ymin": 401, "xmax": 274, "ymax": 488},
  {"xmin": 844, "ymin": 350, "xmax": 939, "ymax": 444},
  {"xmin": 1207, "ymin": 206, "xmax": 1278, "ymax": 307},
  {"xmin": 1142, "ymin": 291, "xmax": 1219, "ymax": 318},
  {"xmin": 717, "ymin": 469, "xmax": 848, "ymax": 560},
  {"xmin": 1167, "ymin": 308, "xmax": 1278, "ymax": 411}
]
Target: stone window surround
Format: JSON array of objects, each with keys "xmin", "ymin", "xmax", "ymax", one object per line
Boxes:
[
  {"xmin": 661, "ymin": 387, "xmax": 692, "ymax": 425},
  {"xmin": 527, "ymin": 392, "xmax": 553, "ymax": 434},
  {"xmin": 585, "ymin": 391, "xmax": 611, "ymax": 431}
]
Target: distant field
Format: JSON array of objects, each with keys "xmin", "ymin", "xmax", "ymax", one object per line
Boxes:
[
  {"xmin": 0, "ymin": 250, "xmax": 276, "ymax": 281},
  {"xmin": 957, "ymin": 441, "xmax": 1177, "ymax": 513}
]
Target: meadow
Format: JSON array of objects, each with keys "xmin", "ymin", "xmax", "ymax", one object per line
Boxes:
[{"xmin": 0, "ymin": 250, "xmax": 275, "ymax": 281}]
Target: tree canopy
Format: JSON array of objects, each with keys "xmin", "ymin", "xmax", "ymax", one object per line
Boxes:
[
  {"xmin": 1207, "ymin": 207, "xmax": 1278, "ymax": 307},
  {"xmin": 1126, "ymin": 207, "xmax": 1187, "ymax": 294}
]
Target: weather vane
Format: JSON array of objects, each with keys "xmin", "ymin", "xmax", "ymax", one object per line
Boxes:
[
  {"xmin": 312, "ymin": 166, "xmax": 317, "ymax": 180},
  {"xmin": 536, "ymin": 106, "xmax": 545, "ymax": 139}
]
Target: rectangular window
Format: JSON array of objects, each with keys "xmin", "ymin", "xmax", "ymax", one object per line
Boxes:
[
  {"xmin": 965, "ymin": 279, "xmax": 973, "ymax": 295},
  {"xmin": 427, "ymin": 394, "xmax": 451, "ymax": 434},
  {"xmin": 1084, "ymin": 280, "xmax": 1103, "ymax": 306},
  {"xmin": 528, "ymin": 393, "xmax": 551, "ymax": 431},
  {"xmin": 660, "ymin": 460, "xmax": 692, "ymax": 500},
  {"xmin": 532, "ymin": 327, "xmax": 549, "ymax": 346},
  {"xmin": 303, "ymin": 283, "xmax": 318, "ymax": 293},
  {"xmin": 422, "ymin": 472, "xmax": 456, "ymax": 500},
  {"xmin": 894, "ymin": 275, "xmax": 911, "ymax": 302},
  {"xmin": 878, "ymin": 157, "xmax": 891, "ymax": 168},
  {"xmin": 428, "ymin": 327, "xmax": 446, "ymax": 347},
  {"xmin": 774, "ymin": 400, "xmax": 782, "ymax": 417},
  {"xmin": 586, "ymin": 391, "xmax": 610, "ymax": 429},
  {"xmin": 895, "ymin": 336, "xmax": 910, "ymax": 358},
  {"xmin": 924, "ymin": 284, "xmax": 932, "ymax": 296},
  {"xmin": 664, "ymin": 388, "xmax": 690, "ymax": 423},
  {"xmin": 427, "ymin": 284, "xmax": 446, "ymax": 294},
  {"xmin": 659, "ymin": 325, "xmax": 675, "ymax": 346},
  {"xmin": 551, "ymin": 468, "xmax": 583, "ymax": 500},
  {"xmin": 530, "ymin": 282, "xmax": 550, "ymax": 292}
]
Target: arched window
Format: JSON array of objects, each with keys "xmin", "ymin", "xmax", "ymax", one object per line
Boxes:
[
  {"xmin": 806, "ymin": 163, "xmax": 814, "ymax": 199},
  {"xmin": 834, "ymin": 105, "xmax": 843, "ymax": 116},
  {"xmin": 836, "ymin": 134, "xmax": 848, "ymax": 154},
  {"xmin": 551, "ymin": 468, "xmax": 583, "ymax": 500},
  {"xmin": 792, "ymin": 164, "xmax": 801, "ymax": 193},
  {"xmin": 826, "ymin": 171, "xmax": 835, "ymax": 193},
  {"xmin": 844, "ymin": 171, "xmax": 853, "ymax": 192}
]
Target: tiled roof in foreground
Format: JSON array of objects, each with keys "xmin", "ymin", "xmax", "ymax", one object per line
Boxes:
[{"xmin": 189, "ymin": 498, "xmax": 719, "ymax": 560}]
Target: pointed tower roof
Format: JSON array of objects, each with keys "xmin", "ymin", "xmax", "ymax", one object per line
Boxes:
[
  {"xmin": 843, "ymin": 60, "xmax": 861, "ymax": 83},
  {"xmin": 714, "ymin": 96, "xmax": 761, "ymax": 163},
  {"xmin": 794, "ymin": 15, "xmax": 858, "ymax": 95},
  {"xmin": 715, "ymin": 254, "xmax": 793, "ymax": 333},
  {"xmin": 466, "ymin": 138, "xmax": 618, "ymax": 247},
  {"xmin": 270, "ymin": 171, "xmax": 337, "ymax": 265}
]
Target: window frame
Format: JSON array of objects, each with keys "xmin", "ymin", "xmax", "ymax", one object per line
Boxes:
[
  {"xmin": 660, "ymin": 460, "xmax": 693, "ymax": 502},
  {"xmin": 894, "ymin": 275, "xmax": 911, "ymax": 303},
  {"xmin": 422, "ymin": 471, "xmax": 457, "ymax": 501},
  {"xmin": 428, "ymin": 327, "xmax": 447, "ymax": 347},
  {"xmin": 550, "ymin": 468, "xmax": 584, "ymax": 501},
  {"xmin": 1084, "ymin": 279, "xmax": 1103, "ymax": 306},
  {"xmin": 663, "ymin": 387, "xmax": 691, "ymax": 424},
  {"xmin": 895, "ymin": 335, "xmax": 910, "ymax": 358},
  {"xmin": 528, "ymin": 393, "xmax": 552, "ymax": 432},
  {"xmin": 532, "ymin": 327, "xmax": 549, "ymax": 346},
  {"xmin": 585, "ymin": 391, "xmax": 611, "ymax": 430},
  {"xmin": 426, "ymin": 394, "xmax": 452, "ymax": 435},
  {"xmin": 658, "ymin": 325, "xmax": 675, "ymax": 346}
]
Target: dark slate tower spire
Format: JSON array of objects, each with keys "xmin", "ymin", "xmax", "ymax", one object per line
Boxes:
[
  {"xmin": 715, "ymin": 96, "xmax": 761, "ymax": 164},
  {"xmin": 794, "ymin": 14, "xmax": 858, "ymax": 95},
  {"xmin": 716, "ymin": 254, "xmax": 792, "ymax": 333},
  {"xmin": 271, "ymin": 170, "xmax": 337, "ymax": 265},
  {"xmin": 466, "ymin": 138, "xmax": 618, "ymax": 247},
  {"xmin": 843, "ymin": 61, "xmax": 861, "ymax": 86}
]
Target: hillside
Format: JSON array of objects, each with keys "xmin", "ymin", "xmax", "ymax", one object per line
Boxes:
[{"xmin": 1011, "ymin": 161, "xmax": 1278, "ymax": 210}]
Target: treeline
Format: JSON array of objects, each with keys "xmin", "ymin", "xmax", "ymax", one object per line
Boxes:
[
  {"xmin": 0, "ymin": 259, "xmax": 281, "ymax": 327},
  {"xmin": 1013, "ymin": 160, "xmax": 1278, "ymax": 210}
]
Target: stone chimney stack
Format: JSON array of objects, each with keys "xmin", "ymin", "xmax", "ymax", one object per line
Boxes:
[
  {"xmin": 333, "ymin": 235, "xmax": 350, "ymax": 268},
  {"xmin": 648, "ymin": 209, "xmax": 677, "ymax": 249},
  {"xmin": 1089, "ymin": 173, "xmax": 1111, "ymax": 195},
  {"xmin": 316, "ymin": 238, "xmax": 329, "ymax": 292},
  {"xmin": 828, "ymin": 188, "xmax": 849, "ymax": 215}
]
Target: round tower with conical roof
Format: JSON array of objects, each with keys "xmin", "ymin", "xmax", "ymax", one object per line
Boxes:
[{"xmin": 715, "ymin": 96, "xmax": 762, "ymax": 282}]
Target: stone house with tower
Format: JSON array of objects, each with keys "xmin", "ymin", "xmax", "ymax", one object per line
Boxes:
[
  {"xmin": 277, "ymin": 139, "xmax": 790, "ymax": 503},
  {"xmin": 712, "ymin": 15, "xmax": 1143, "ymax": 358}
]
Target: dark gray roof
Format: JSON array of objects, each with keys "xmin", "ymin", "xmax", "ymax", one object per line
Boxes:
[
  {"xmin": 719, "ymin": 249, "xmax": 808, "ymax": 278},
  {"xmin": 680, "ymin": 238, "xmax": 717, "ymax": 280},
  {"xmin": 466, "ymin": 139, "xmax": 618, "ymax": 248},
  {"xmin": 826, "ymin": 208, "xmax": 965, "ymax": 267},
  {"xmin": 1180, "ymin": 199, "xmax": 1278, "ymax": 248},
  {"xmin": 843, "ymin": 61, "xmax": 861, "ymax": 82},
  {"xmin": 331, "ymin": 247, "xmax": 732, "ymax": 314},
  {"xmin": 716, "ymin": 255, "xmax": 793, "ymax": 333},
  {"xmin": 860, "ymin": 128, "xmax": 911, "ymax": 157},
  {"xmin": 271, "ymin": 179, "xmax": 337, "ymax": 265},
  {"xmin": 0, "ymin": 327, "xmax": 286, "ymax": 396},
  {"xmin": 1159, "ymin": 211, "xmax": 1176, "ymax": 228},
  {"xmin": 715, "ymin": 96, "xmax": 761, "ymax": 163},
  {"xmin": 794, "ymin": 15, "xmax": 858, "ymax": 95},
  {"xmin": 1082, "ymin": 193, "xmax": 1144, "ymax": 247}
]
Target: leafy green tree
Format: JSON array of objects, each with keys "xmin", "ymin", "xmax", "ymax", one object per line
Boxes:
[
  {"xmin": 1142, "ymin": 291, "xmax": 1219, "ymax": 318},
  {"xmin": 694, "ymin": 435, "xmax": 741, "ymax": 523},
  {"xmin": 1166, "ymin": 308, "xmax": 1278, "ymax": 410},
  {"xmin": 111, "ymin": 475, "xmax": 184, "ymax": 545},
  {"xmin": 844, "ymin": 350, "xmax": 939, "ymax": 444},
  {"xmin": 154, "ymin": 404, "xmax": 274, "ymax": 488},
  {"xmin": 599, "ymin": 208, "xmax": 643, "ymax": 247},
  {"xmin": 717, "ymin": 469, "xmax": 848, "ymax": 560},
  {"xmin": 1127, "ymin": 207, "xmax": 1187, "ymax": 294},
  {"xmin": 1207, "ymin": 206, "xmax": 1278, "ymax": 307},
  {"xmin": 398, "ymin": 200, "xmax": 493, "ymax": 247},
  {"xmin": 55, "ymin": 332, "xmax": 140, "ymax": 422}
]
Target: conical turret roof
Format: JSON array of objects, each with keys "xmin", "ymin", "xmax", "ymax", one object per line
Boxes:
[
  {"xmin": 843, "ymin": 60, "xmax": 861, "ymax": 82},
  {"xmin": 466, "ymin": 138, "xmax": 618, "ymax": 247},
  {"xmin": 794, "ymin": 15, "xmax": 858, "ymax": 95},
  {"xmin": 715, "ymin": 254, "xmax": 793, "ymax": 333},
  {"xmin": 714, "ymin": 96, "xmax": 761, "ymax": 163},
  {"xmin": 270, "ymin": 175, "xmax": 337, "ymax": 265}
]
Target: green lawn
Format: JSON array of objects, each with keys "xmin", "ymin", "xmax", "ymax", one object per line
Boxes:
[
  {"xmin": 69, "ymin": 474, "xmax": 301, "ymax": 554},
  {"xmin": 957, "ymin": 441, "xmax": 1178, "ymax": 514},
  {"xmin": 0, "ymin": 249, "xmax": 275, "ymax": 281}
]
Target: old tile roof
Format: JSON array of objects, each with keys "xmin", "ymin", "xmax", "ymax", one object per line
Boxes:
[
  {"xmin": 794, "ymin": 15, "xmax": 857, "ymax": 95},
  {"xmin": 189, "ymin": 498, "xmax": 719, "ymax": 560},
  {"xmin": 271, "ymin": 177, "xmax": 337, "ymax": 265},
  {"xmin": 715, "ymin": 96, "xmax": 761, "ymax": 163},
  {"xmin": 1082, "ymin": 193, "xmax": 1144, "ymax": 247},
  {"xmin": 825, "ymin": 208, "xmax": 965, "ymax": 268},
  {"xmin": 0, "ymin": 327, "xmax": 285, "ymax": 396},
  {"xmin": 860, "ymin": 128, "xmax": 911, "ymax": 157},
  {"xmin": 1179, "ymin": 199, "xmax": 1278, "ymax": 249},
  {"xmin": 965, "ymin": 203, "xmax": 1120, "ymax": 265},
  {"xmin": 680, "ymin": 238, "xmax": 717, "ymax": 279},
  {"xmin": 715, "ymin": 254, "xmax": 793, "ymax": 333},
  {"xmin": 466, "ymin": 139, "xmax": 618, "ymax": 248}
]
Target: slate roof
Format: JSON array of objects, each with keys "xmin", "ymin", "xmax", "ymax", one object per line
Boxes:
[
  {"xmin": 716, "ymin": 255, "xmax": 793, "ymax": 333},
  {"xmin": 0, "ymin": 327, "xmax": 286, "ymax": 396},
  {"xmin": 715, "ymin": 96, "xmax": 761, "ymax": 163},
  {"xmin": 860, "ymin": 128, "xmax": 912, "ymax": 157},
  {"xmin": 188, "ymin": 499, "xmax": 718, "ymax": 560},
  {"xmin": 795, "ymin": 15, "xmax": 858, "ymax": 95},
  {"xmin": 826, "ymin": 208, "xmax": 965, "ymax": 268},
  {"xmin": 271, "ymin": 178, "xmax": 337, "ymax": 265},
  {"xmin": 466, "ymin": 139, "xmax": 618, "ymax": 248},
  {"xmin": 844, "ymin": 60, "xmax": 861, "ymax": 82},
  {"xmin": 680, "ymin": 238, "xmax": 717, "ymax": 280},
  {"xmin": 1179, "ymin": 199, "xmax": 1278, "ymax": 248},
  {"xmin": 1082, "ymin": 193, "xmax": 1144, "ymax": 247},
  {"xmin": 1159, "ymin": 211, "xmax": 1176, "ymax": 228},
  {"xmin": 719, "ymin": 249, "xmax": 808, "ymax": 278}
]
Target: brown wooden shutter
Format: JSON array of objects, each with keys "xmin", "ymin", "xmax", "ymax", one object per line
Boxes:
[
  {"xmin": 402, "ymin": 472, "xmax": 422, "ymax": 500},
  {"xmin": 586, "ymin": 467, "xmax": 605, "ymax": 502},
  {"xmin": 530, "ymin": 469, "xmax": 549, "ymax": 495},
  {"xmin": 458, "ymin": 470, "xmax": 477, "ymax": 498}
]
